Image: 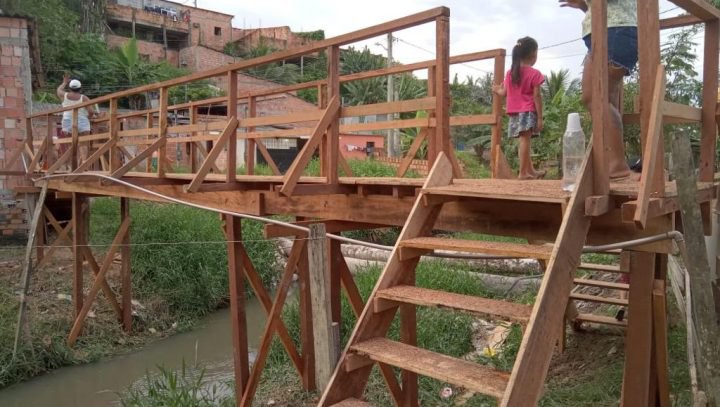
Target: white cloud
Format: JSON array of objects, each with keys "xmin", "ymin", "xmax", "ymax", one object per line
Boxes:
[{"xmin": 199, "ymin": 0, "xmax": 704, "ymax": 81}]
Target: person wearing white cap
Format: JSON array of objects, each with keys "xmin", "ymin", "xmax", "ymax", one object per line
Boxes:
[{"xmin": 56, "ymin": 73, "xmax": 98, "ymax": 136}]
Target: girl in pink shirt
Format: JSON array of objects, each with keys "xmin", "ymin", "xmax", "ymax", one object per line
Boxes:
[{"xmin": 494, "ymin": 37, "xmax": 545, "ymax": 180}]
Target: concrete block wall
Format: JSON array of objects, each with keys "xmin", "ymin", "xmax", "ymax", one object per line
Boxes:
[{"xmin": 0, "ymin": 16, "xmax": 31, "ymax": 240}]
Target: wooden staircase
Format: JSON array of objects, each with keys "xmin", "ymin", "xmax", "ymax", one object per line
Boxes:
[{"xmin": 319, "ymin": 148, "xmax": 601, "ymax": 406}]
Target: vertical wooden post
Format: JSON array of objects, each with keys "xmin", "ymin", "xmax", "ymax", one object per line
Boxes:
[
  {"xmin": 636, "ymin": 0, "xmax": 663, "ymax": 194},
  {"xmin": 120, "ymin": 198, "xmax": 132, "ymax": 333},
  {"xmin": 699, "ymin": 19, "xmax": 719, "ymax": 182},
  {"xmin": 434, "ymin": 15, "xmax": 451, "ymax": 166},
  {"xmin": 329, "ymin": 240, "xmax": 342, "ymax": 324},
  {"xmin": 109, "ymin": 98, "xmax": 120, "ymax": 172},
  {"xmin": 25, "ymin": 117, "xmax": 33, "ymax": 158},
  {"xmin": 590, "ymin": 0, "xmax": 609, "ymax": 195},
  {"xmin": 71, "ymin": 193, "xmax": 87, "ymax": 319},
  {"xmin": 224, "ymin": 214, "xmax": 250, "ymax": 400},
  {"xmin": 491, "ymin": 53, "xmax": 509, "ymax": 179},
  {"xmin": 227, "ymin": 71, "xmax": 238, "ymax": 182},
  {"xmin": 318, "ymin": 83, "xmax": 328, "ymax": 177},
  {"xmin": 158, "ymin": 87, "xmax": 169, "ymax": 177},
  {"xmin": 621, "ymin": 250, "xmax": 655, "ymax": 406},
  {"xmin": 298, "ymin": 243, "xmax": 316, "ymax": 391},
  {"xmin": 246, "ymin": 96, "xmax": 257, "ymax": 175},
  {"xmin": 35, "ymin": 208, "xmax": 45, "ymax": 263},
  {"xmin": 71, "ymin": 108, "xmax": 79, "ymax": 171},
  {"xmin": 189, "ymin": 107, "xmax": 198, "ymax": 173},
  {"xmin": 426, "ymin": 66, "xmax": 437, "ymax": 167},
  {"xmin": 146, "ymin": 112, "xmax": 154, "ymax": 173},
  {"xmin": 46, "ymin": 115, "xmax": 55, "ymax": 169},
  {"xmin": 308, "ymin": 224, "xmax": 338, "ymax": 391},
  {"xmin": 326, "ymin": 46, "xmax": 340, "ymax": 184}
]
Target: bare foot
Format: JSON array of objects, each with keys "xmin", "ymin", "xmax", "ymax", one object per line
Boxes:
[{"xmin": 532, "ymin": 170, "xmax": 546, "ymax": 179}]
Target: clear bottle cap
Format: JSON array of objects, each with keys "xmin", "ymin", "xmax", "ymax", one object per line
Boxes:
[{"xmin": 566, "ymin": 113, "xmax": 582, "ymax": 132}]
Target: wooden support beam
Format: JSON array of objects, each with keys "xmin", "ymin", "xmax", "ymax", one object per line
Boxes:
[
  {"xmin": 652, "ymin": 279, "xmax": 671, "ymax": 407},
  {"xmin": 638, "ymin": 0, "xmax": 663, "ymax": 195},
  {"xmin": 491, "ymin": 52, "xmax": 510, "ymax": 179},
  {"xmin": 79, "ymin": 245, "xmax": 123, "ymax": 322},
  {"xmin": 157, "ymin": 87, "xmax": 169, "ymax": 177},
  {"xmin": 254, "ymin": 140, "xmax": 281, "ymax": 175},
  {"xmin": 667, "ymin": 0, "xmax": 720, "ymax": 20},
  {"xmin": 194, "ymin": 141, "xmax": 222, "ymax": 174},
  {"xmin": 660, "ymin": 13, "xmax": 702, "ymax": 29},
  {"xmin": 109, "ymin": 137, "xmax": 167, "ymax": 182},
  {"xmin": 109, "ymin": 98, "xmax": 120, "ymax": 172},
  {"xmin": 281, "ymin": 96, "xmax": 340, "ymax": 196},
  {"xmin": 634, "ymin": 66, "xmax": 667, "ymax": 229},
  {"xmin": 309, "ymin": 223, "xmax": 338, "ymax": 391},
  {"xmin": 71, "ymin": 193, "xmax": 87, "ymax": 318},
  {"xmin": 326, "ymin": 45, "xmax": 341, "ymax": 185},
  {"xmin": 240, "ymin": 240, "xmax": 308, "ymax": 406},
  {"xmin": 246, "ymin": 97, "xmax": 256, "ymax": 175},
  {"xmin": 298, "ymin": 247, "xmax": 317, "ymax": 391},
  {"xmin": 699, "ymin": 19, "xmax": 719, "ymax": 182},
  {"xmin": 397, "ymin": 129, "xmax": 427, "ymax": 177},
  {"xmin": 68, "ymin": 216, "xmax": 130, "ymax": 346},
  {"xmin": 67, "ymin": 139, "xmax": 116, "ymax": 182},
  {"xmin": 227, "ymin": 72, "xmax": 238, "ymax": 182},
  {"xmin": 27, "ymin": 137, "xmax": 47, "ymax": 173},
  {"xmin": 120, "ymin": 198, "xmax": 132, "ymax": 333},
  {"xmin": 621, "ymin": 251, "xmax": 656, "ymax": 406},
  {"xmin": 224, "ymin": 214, "xmax": 250, "ymax": 399},
  {"xmin": 338, "ymin": 151, "xmax": 353, "ymax": 177},
  {"xmin": 184, "ymin": 117, "xmax": 238, "ymax": 193},
  {"xmin": 71, "ymin": 108, "xmax": 79, "ymax": 171},
  {"xmin": 433, "ymin": 16, "xmax": 451, "ymax": 168},
  {"xmin": 501, "ymin": 147, "xmax": 595, "ymax": 406},
  {"xmin": 589, "ymin": 0, "xmax": 609, "ymax": 195},
  {"xmin": 189, "ymin": 108, "xmax": 198, "ymax": 173}
]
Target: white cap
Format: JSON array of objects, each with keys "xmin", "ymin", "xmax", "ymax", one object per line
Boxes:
[
  {"xmin": 68, "ymin": 79, "xmax": 82, "ymax": 90},
  {"xmin": 566, "ymin": 112, "xmax": 581, "ymax": 132}
]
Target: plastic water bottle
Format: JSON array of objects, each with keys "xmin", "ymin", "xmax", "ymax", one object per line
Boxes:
[{"xmin": 562, "ymin": 113, "xmax": 586, "ymax": 192}]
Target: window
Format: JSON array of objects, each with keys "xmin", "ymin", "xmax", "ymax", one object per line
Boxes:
[{"xmin": 214, "ymin": 27, "xmax": 222, "ymax": 36}]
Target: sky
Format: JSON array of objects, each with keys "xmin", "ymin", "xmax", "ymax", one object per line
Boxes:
[{"xmin": 193, "ymin": 0, "xmax": 703, "ymax": 81}]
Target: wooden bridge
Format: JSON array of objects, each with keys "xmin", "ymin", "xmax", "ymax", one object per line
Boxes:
[{"xmin": 4, "ymin": 1, "xmax": 720, "ymax": 405}]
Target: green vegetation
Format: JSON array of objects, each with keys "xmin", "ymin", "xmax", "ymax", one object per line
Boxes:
[
  {"xmin": 0, "ymin": 198, "xmax": 280, "ymax": 388},
  {"xmin": 119, "ymin": 363, "xmax": 234, "ymax": 407}
]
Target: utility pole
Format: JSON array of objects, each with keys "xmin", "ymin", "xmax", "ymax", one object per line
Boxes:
[{"xmin": 386, "ymin": 33, "xmax": 397, "ymax": 157}]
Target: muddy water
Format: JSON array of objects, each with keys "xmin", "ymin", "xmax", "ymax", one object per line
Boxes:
[{"xmin": 0, "ymin": 300, "xmax": 266, "ymax": 406}]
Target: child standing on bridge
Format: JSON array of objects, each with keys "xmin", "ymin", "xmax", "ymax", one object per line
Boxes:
[{"xmin": 493, "ymin": 37, "xmax": 546, "ymax": 180}]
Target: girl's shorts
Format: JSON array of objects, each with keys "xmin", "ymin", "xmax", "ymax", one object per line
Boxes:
[
  {"xmin": 507, "ymin": 111, "xmax": 539, "ymax": 138},
  {"xmin": 583, "ymin": 26, "xmax": 638, "ymax": 75}
]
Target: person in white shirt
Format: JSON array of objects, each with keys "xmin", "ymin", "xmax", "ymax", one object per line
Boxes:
[{"xmin": 56, "ymin": 73, "xmax": 98, "ymax": 136}]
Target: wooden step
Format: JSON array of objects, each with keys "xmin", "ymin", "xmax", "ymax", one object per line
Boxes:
[
  {"xmin": 573, "ymin": 278, "xmax": 629, "ymax": 291},
  {"xmin": 375, "ymin": 285, "xmax": 532, "ymax": 324},
  {"xmin": 398, "ymin": 237, "xmax": 553, "ymax": 261},
  {"xmin": 331, "ymin": 398, "xmax": 372, "ymax": 406},
  {"xmin": 578, "ymin": 263, "xmax": 627, "ymax": 273},
  {"xmin": 576, "ymin": 313, "xmax": 628, "ymax": 327},
  {"xmin": 422, "ymin": 180, "xmax": 569, "ymax": 204},
  {"xmin": 569, "ymin": 293, "xmax": 629, "ymax": 306},
  {"xmin": 350, "ymin": 338, "xmax": 509, "ymax": 399}
]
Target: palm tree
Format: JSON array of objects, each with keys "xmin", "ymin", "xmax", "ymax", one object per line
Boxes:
[{"xmin": 542, "ymin": 69, "xmax": 580, "ymax": 103}]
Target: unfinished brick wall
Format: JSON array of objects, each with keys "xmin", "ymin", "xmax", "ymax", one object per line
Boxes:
[
  {"xmin": 0, "ymin": 16, "xmax": 32, "ymax": 240},
  {"xmin": 232, "ymin": 26, "xmax": 314, "ymax": 51},
  {"xmin": 107, "ymin": 34, "xmax": 179, "ymax": 66}
]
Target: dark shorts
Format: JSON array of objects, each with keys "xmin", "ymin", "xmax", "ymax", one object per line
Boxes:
[{"xmin": 583, "ymin": 26, "xmax": 638, "ymax": 75}]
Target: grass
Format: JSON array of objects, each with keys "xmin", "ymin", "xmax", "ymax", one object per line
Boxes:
[
  {"xmin": 118, "ymin": 362, "xmax": 234, "ymax": 407},
  {"xmin": 0, "ymin": 199, "xmax": 281, "ymax": 389},
  {"xmin": 456, "ymin": 151, "xmax": 491, "ymax": 179}
]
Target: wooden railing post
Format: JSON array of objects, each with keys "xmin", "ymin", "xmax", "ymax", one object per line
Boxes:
[
  {"xmin": 109, "ymin": 98, "xmax": 120, "ymax": 172},
  {"xmin": 491, "ymin": 53, "xmax": 511, "ymax": 179},
  {"xmin": 45, "ymin": 115, "xmax": 54, "ymax": 170},
  {"xmin": 326, "ymin": 46, "xmax": 340, "ymax": 184},
  {"xmin": 71, "ymin": 108, "xmax": 79, "ymax": 171},
  {"xmin": 700, "ymin": 18, "xmax": 719, "ymax": 182},
  {"xmin": 189, "ymin": 107, "xmax": 198, "ymax": 173},
  {"xmin": 433, "ymin": 16, "xmax": 451, "ymax": 167},
  {"xmin": 158, "ymin": 87, "xmax": 169, "ymax": 176},
  {"xmin": 227, "ymin": 70, "xmax": 238, "ymax": 182},
  {"xmin": 247, "ymin": 96, "xmax": 257, "ymax": 175},
  {"xmin": 636, "ymin": 0, "xmax": 663, "ymax": 195},
  {"xmin": 318, "ymin": 83, "xmax": 328, "ymax": 177},
  {"xmin": 590, "ymin": 0, "xmax": 610, "ymax": 195},
  {"xmin": 145, "ymin": 112, "xmax": 154, "ymax": 173},
  {"xmin": 426, "ymin": 66, "xmax": 437, "ymax": 167}
]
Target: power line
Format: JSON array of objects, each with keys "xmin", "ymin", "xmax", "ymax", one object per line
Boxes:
[{"xmin": 393, "ymin": 36, "xmax": 492, "ymax": 74}]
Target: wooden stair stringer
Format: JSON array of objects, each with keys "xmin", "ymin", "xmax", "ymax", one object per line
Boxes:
[
  {"xmin": 318, "ymin": 152, "xmax": 455, "ymax": 406},
  {"xmin": 500, "ymin": 147, "xmax": 597, "ymax": 406}
]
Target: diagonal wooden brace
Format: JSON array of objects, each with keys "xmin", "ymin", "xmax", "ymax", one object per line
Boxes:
[
  {"xmin": 185, "ymin": 117, "xmax": 239, "ymax": 193},
  {"xmin": 280, "ymin": 96, "xmax": 340, "ymax": 196},
  {"xmin": 66, "ymin": 139, "xmax": 116, "ymax": 182},
  {"xmin": 107, "ymin": 137, "xmax": 167, "ymax": 183},
  {"xmin": 67, "ymin": 217, "xmax": 130, "ymax": 346},
  {"xmin": 255, "ymin": 140, "xmax": 281, "ymax": 175}
]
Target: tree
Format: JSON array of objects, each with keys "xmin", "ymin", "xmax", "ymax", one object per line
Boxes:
[{"xmin": 340, "ymin": 47, "xmax": 387, "ymax": 106}]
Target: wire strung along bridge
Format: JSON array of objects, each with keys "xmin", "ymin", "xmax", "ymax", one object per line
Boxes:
[{"xmin": 3, "ymin": 1, "xmax": 720, "ymax": 405}]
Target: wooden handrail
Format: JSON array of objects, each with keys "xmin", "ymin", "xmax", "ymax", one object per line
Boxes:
[
  {"xmin": 668, "ymin": 0, "xmax": 720, "ymax": 21},
  {"xmin": 27, "ymin": 7, "xmax": 449, "ymax": 118}
]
